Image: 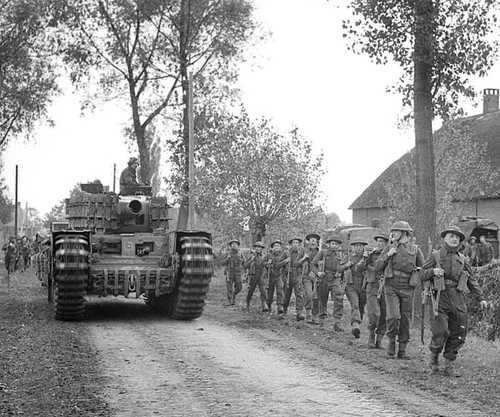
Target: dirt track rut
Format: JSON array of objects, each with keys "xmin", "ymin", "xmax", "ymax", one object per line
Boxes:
[{"xmin": 86, "ymin": 299, "xmax": 487, "ymax": 417}]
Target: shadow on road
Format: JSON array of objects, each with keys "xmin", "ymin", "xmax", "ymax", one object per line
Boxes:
[{"xmin": 84, "ymin": 297, "xmax": 176, "ymax": 323}]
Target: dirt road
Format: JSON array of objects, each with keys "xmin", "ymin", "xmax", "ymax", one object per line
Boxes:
[
  {"xmin": 86, "ymin": 297, "xmax": 487, "ymax": 417},
  {"xmin": 2, "ymin": 271, "xmax": 497, "ymax": 416}
]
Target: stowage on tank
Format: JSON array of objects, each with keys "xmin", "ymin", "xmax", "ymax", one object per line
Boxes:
[{"xmin": 39, "ymin": 182, "xmax": 213, "ymax": 321}]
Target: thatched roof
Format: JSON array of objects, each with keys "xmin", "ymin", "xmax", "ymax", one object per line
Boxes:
[{"xmin": 350, "ymin": 110, "xmax": 500, "ymax": 210}]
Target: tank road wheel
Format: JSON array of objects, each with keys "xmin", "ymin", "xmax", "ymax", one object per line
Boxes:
[
  {"xmin": 53, "ymin": 234, "xmax": 89, "ymax": 321},
  {"xmin": 169, "ymin": 235, "xmax": 213, "ymax": 320}
]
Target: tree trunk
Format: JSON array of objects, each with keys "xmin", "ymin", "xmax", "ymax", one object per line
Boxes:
[
  {"xmin": 127, "ymin": 72, "xmax": 151, "ymax": 184},
  {"xmin": 180, "ymin": 0, "xmax": 190, "ymax": 206},
  {"xmin": 251, "ymin": 216, "xmax": 267, "ymax": 243},
  {"xmin": 413, "ymin": 0, "xmax": 436, "ymax": 245}
]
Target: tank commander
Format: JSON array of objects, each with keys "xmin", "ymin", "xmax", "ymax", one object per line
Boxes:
[{"xmin": 120, "ymin": 157, "xmax": 140, "ymax": 194}]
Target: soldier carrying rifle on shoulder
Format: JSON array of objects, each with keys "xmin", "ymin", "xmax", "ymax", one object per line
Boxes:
[
  {"xmin": 365, "ymin": 233, "xmax": 389, "ymax": 349},
  {"xmin": 375, "ymin": 221, "xmax": 424, "ymax": 359},
  {"xmin": 301, "ymin": 233, "xmax": 321, "ymax": 324},
  {"xmin": 421, "ymin": 225, "xmax": 488, "ymax": 376}
]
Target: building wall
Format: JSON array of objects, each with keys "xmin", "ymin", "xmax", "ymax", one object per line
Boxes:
[
  {"xmin": 352, "ymin": 207, "xmax": 391, "ymax": 230},
  {"xmin": 353, "ymin": 198, "xmax": 500, "ymax": 234},
  {"xmin": 453, "ymin": 198, "xmax": 500, "ymax": 226}
]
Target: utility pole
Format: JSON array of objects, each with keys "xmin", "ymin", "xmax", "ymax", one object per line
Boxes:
[
  {"xmin": 187, "ymin": 72, "xmax": 195, "ymax": 229},
  {"xmin": 113, "ymin": 163, "xmax": 116, "ymax": 193},
  {"xmin": 14, "ymin": 165, "xmax": 18, "ymax": 239}
]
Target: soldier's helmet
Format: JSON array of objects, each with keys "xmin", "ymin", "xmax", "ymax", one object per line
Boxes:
[
  {"xmin": 271, "ymin": 240, "xmax": 282, "ymax": 248},
  {"xmin": 350, "ymin": 239, "xmax": 368, "ymax": 246},
  {"xmin": 228, "ymin": 239, "xmax": 240, "ymax": 246},
  {"xmin": 440, "ymin": 225, "xmax": 465, "ymax": 242},
  {"xmin": 390, "ymin": 220, "xmax": 413, "ymax": 233},
  {"xmin": 325, "ymin": 234, "xmax": 343, "ymax": 244},
  {"xmin": 305, "ymin": 233, "xmax": 321, "ymax": 242},
  {"xmin": 373, "ymin": 233, "xmax": 389, "ymax": 242},
  {"xmin": 288, "ymin": 237, "xmax": 302, "ymax": 244},
  {"xmin": 253, "ymin": 241, "xmax": 265, "ymax": 248},
  {"xmin": 128, "ymin": 157, "xmax": 139, "ymax": 166}
]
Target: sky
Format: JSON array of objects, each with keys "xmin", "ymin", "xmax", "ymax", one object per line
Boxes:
[{"xmin": 3, "ymin": 0, "xmax": 500, "ymax": 223}]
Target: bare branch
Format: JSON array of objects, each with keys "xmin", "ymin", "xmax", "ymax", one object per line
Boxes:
[{"xmin": 141, "ymin": 76, "xmax": 179, "ymax": 128}]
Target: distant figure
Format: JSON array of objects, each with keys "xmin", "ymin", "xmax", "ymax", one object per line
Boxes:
[
  {"xmin": 477, "ymin": 235, "xmax": 494, "ymax": 266},
  {"xmin": 2, "ymin": 236, "xmax": 17, "ymax": 275},
  {"xmin": 120, "ymin": 157, "xmax": 140, "ymax": 194}
]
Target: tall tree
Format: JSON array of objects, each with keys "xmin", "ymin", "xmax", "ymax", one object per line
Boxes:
[
  {"xmin": 344, "ymin": 0, "xmax": 499, "ymax": 243},
  {"xmin": 64, "ymin": 0, "xmax": 255, "ymax": 187},
  {"xmin": 0, "ymin": 0, "xmax": 61, "ymax": 149},
  {"xmin": 176, "ymin": 110, "xmax": 325, "ymax": 243}
]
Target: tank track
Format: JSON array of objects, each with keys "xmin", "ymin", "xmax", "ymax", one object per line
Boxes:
[
  {"xmin": 168, "ymin": 234, "xmax": 213, "ymax": 320},
  {"xmin": 53, "ymin": 234, "xmax": 89, "ymax": 321}
]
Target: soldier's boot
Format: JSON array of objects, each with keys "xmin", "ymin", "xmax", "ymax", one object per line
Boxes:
[
  {"xmin": 397, "ymin": 342, "xmax": 410, "ymax": 360},
  {"xmin": 333, "ymin": 320, "xmax": 344, "ymax": 332},
  {"xmin": 429, "ymin": 352, "xmax": 439, "ymax": 374},
  {"xmin": 264, "ymin": 303, "xmax": 271, "ymax": 313},
  {"xmin": 277, "ymin": 305, "xmax": 284, "ymax": 315},
  {"xmin": 443, "ymin": 359, "xmax": 462, "ymax": 377},
  {"xmin": 375, "ymin": 334, "xmax": 384, "ymax": 349},
  {"xmin": 260, "ymin": 300, "xmax": 267, "ymax": 312},
  {"xmin": 368, "ymin": 331, "xmax": 376, "ymax": 348},
  {"xmin": 312, "ymin": 314, "xmax": 320, "ymax": 325},
  {"xmin": 386, "ymin": 338, "xmax": 396, "ymax": 358},
  {"xmin": 305, "ymin": 310, "xmax": 313, "ymax": 323},
  {"xmin": 351, "ymin": 323, "xmax": 361, "ymax": 339}
]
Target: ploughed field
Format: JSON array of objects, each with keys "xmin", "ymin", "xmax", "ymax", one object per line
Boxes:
[{"xmin": 0, "ymin": 269, "xmax": 499, "ymax": 416}]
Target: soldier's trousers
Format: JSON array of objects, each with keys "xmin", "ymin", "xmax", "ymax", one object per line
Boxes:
[
  {"xmin": 226, "ymin": 274, "xmax": 242, "ymax": 304},
  {"xmin": 345, "ymin": 284, "xmax": 366, "ymax": 326},
  {"xmin": 283, "ymin": 272, "xmax": 304, "ymax": 313},
  {"xmin": 366, "ymin": 282, "xmax": 386, "ymax": 335},
  {"xmin": 302, "ymin": 275, "xmax": 319, "ymax": 316},
  {"xmin": 246, "ymin": 274, "xmax": 267, "ymax": 306},
  {"xmin": 318, "ymin": 276, "xmax": 344, "ymax": 321},
  {"xmin": 384, "ymin": 282, "xmax": 413, "ymax": 343},
  {"xmin": 429, "ymin": 288, "xmax": 468, "ymax": 361},
  {"xmin": 267, "ymin": 275, "xmax": 284, "ymax": 310}
]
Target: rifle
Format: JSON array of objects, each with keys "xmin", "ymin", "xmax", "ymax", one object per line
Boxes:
[
  {"xmin": 421, "ymin": 280, "xmax": 430, "ymax": 344},
  {"xmin": 430, "ymin": 250, "xmax": 445, "ymax": 317}
]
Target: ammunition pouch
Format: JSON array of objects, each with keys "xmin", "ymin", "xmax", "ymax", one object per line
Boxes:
[{"xmin": 409, "ymin": 269, "xmax": 420, "ymax": 288}]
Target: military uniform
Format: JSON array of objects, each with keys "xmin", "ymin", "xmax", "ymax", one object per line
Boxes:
[
  {"xmin": 375, "ymin": 221, "xmax": 424, "ymax": 358},
  {"xmin": 312, "ymin": 235, "xmax": 346, "ymax": 329},
  {"xmin": 477, "ymin": 240, "xmax": 494, "ymax": 266},
  {"xmin": 265, "ymin": 241, "xmax": 289, "ymax": 313},
  {"xmin": 2, "ymin": 239, "xmax": 17, "ymax": 274},
  {"xmin": 302, "ymin": 234, "xmax": 321, "ymax": 323},
  {"xmin": 365, "ymin": 234, "xmax": 388, "ymax": 348},
  {"xmin": 222, "ymin": 240, "xmax": 244, "ymax": 305},
  {"xmin": 120, "ymin": 157, "xmax": 139, "ymax": 194},
  {"xmin": 283, "ymin": 238, "xmax": 306, "ymax": 320},
  {"xmin": 422, "ymin": 226, "xmax": 486, "ymax": 375},
  {"xmin": 344, "ymin": 241, "xmax": 368, "ymax": 337},
  {"xmin": 244, "ymin": 242, "xmax": 268, "ymax": 311}
]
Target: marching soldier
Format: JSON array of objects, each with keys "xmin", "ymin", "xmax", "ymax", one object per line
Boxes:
[
  {"xmin": 221, "ymin": 239, "xmax": 244, "ymax": 306},
  {"xmin": 2, "ymin": 237, "xmax": 17, "ymax": 275},
  {"xmin": 244, "ymin": 241, "xmax": 268, "ymax": 312},
  {"xmin": 477, "ymin": 235, "xmax": 494, "ymax": 266},
  {"xmin": 365, "ymin": 233, "xmax": 389, "ymax": 348},
  {"xmin": 265, "ymin": 240, "xmax": 289, "ymax": 314},
  {"xmin": 302, "ymin": 233, "xmax": 321, "ymax": 324},
  {"xmin": 283, "ymin": 237, "xmax": 306, "ymax": 321},
  {"xmin": 375, "ymin": 221, "xmax": 424, "ymax": 359},
  {"xmin": 344, "ymin": 239, "xmax": 368, "ymax": 338},
  {"xmin": 422, "ymin": 225, "xmax": 488, "ymax": 376},
  {"xmin": 312, "ymin": 233, "xmax": 346, "ymax": 332}
]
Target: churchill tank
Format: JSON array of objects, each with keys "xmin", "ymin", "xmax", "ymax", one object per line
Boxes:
[{"xmin": 40, "ymin": 182, "xmax": 213, "ymax": 321}]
